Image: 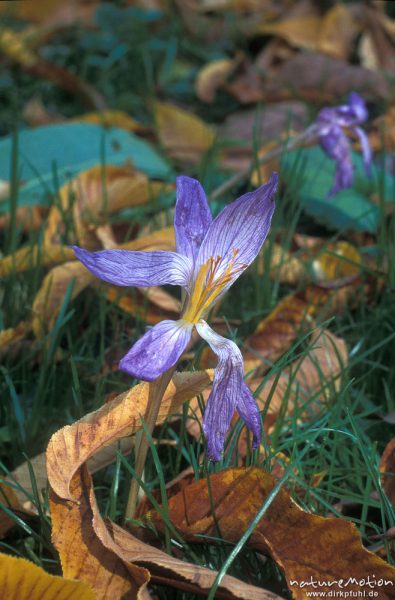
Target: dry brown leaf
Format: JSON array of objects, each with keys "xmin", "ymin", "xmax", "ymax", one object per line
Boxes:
[
  {"xmin": 369, "ymin": 105, "xmax": 395, "ymax": 152},
  {"xmin": 0, "ymin": 551, "xmax": 96, "ymax": 600},
  {"xmin": 259, "ymin": 243, "xmax": 307, "ymax": 286},
  {"xmin": 51, "ymin": 464, "xmax": 280, "ymax": 600},
  {"xmin": 242, "ymin": 291, "xmax": 316, "ymax": 374},
  {"xmin": 46, "ymin": 370, "xmax": 213, "ymax": 501},
  {"xmin": 312, "ymin": 241, "xmax": 361, "ymax": 286},
  {"xmin": 154, "ymin": 101, "xmax": 215, "ymax": 163},
  {"xmin": 380, "ymin": 438, "xmax": 395, "ymax": 507},
  {"xmin": 0, "ymin": 205, "xmax": 47, "ymax": 232},
  {"xmin": 48, "ymin": 369, "xmax": 276, "ymax": 599},
  {"xmin": 50, "ymin": 467, "xmax": 150, "ymax": 600},
  {"xmin": 32, "ymin": 261, "xmax": 94, "ymax": 337},
  {"xmin": 0, "ymin": 244, "xmax": 74, "ymax": 278},
  {"xmin": 358, "ymin": 4, "xmax": 395, "ymax": 73},
  {"xmin": 44, "ymin": 165, "xmax": 166, "ymax": 248},
  {"xmin": 146, "ymin": 467, "xmax": 395, "ymax": 599},
  {"xmin": 0, "ymin": 321, "xmax": 32, "ymax": 353},
  {"xmin": 195, "ymin": 58, "xmax": 237, "ymax": 103},
  {"xmin": 257, "ymin": 15, "xmax": 321, "ymax": 52},
  {"xmin": 267, "ymin": 52, "xmax": 391, "ymax": 103},
  {"xmin": 256, "ymin": 5, "xmax": 358, "ymax": 61},
  {"xmin": 118, "ymin": 226, "xmax": 176, "ymax": 252},
  {"xmin": 317, "ymin": 3, "xmax": 360, "ymax": 60},
  {"xmin": 0, "ymin": 0, "xmax": 97, "ymax": 26}
]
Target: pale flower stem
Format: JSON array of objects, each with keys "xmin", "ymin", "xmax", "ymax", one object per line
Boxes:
[
  {"xmin": 125, "ymin": 366, "xmax": 176, "ymax": 522},
  {"xmin": 210, "ymin": 126, "xmax": 317, "ymax": 200}
]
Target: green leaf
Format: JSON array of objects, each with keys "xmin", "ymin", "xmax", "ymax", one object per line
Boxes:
[
  {"xmin": 281, "ymin": 146, "xmax": 386, "ymax": 233},
  {"xmin": 0, "ymin": 123, "xmax": 171, "ymax": 213}
]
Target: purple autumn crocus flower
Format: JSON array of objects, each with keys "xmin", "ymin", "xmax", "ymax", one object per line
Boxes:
[
  {"xmin": 73, "ymin": 174, "xmax": 277, "ymax": 461},
  {"xmin": 314, "ymin": 92, "xmax": 372, "ymax": 198}
]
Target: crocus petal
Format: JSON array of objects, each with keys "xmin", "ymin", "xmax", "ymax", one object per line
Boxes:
[
  {"xmin": 195, "ymin": 173, "xmax": 277, "ymax": 290},
  {"xmin": 196, "ymin": 319, "xmax": 244, "ymax": 461},
  {"xmin": 329, "ymin": 156, "xmax": 354, "ymax": 198},
  {"xmin": 119, "ymin": 319, "xmax": 193, "ymax": 381},
  {"xmin": 72, "ymin": 247, "xmax": 192, "ymax": 288},
  {"xmin": 236, "ymin": 383, "xmax": 261, "ymax": 450},
  {"xmin": 354, "ymin": 126, "xmax": 372, "ymax": 175},
  {"xmin": 347, "ymin": 92, "xmax": 368, "ymax": 123},
  {"xmin": 174, "ymin": 176, "xmax": 213, "ymax": 263}
]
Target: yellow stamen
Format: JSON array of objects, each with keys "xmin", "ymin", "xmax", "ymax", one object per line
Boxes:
[{"xmin": 183, "ymin": 249, "xmax": 245, "ymax": 324}]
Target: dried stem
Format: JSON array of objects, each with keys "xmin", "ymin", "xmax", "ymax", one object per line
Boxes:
[
  {"xmin": 125, "ymin": 366, "xmax": 176, "ymax": 522},
  {"xmin": 210, "ymin": 126, "xmax": 317, "ymax": 200}
]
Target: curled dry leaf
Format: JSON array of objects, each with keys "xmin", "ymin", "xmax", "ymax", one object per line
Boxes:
[
  {"xmin": 44, "ymin": 165, "xmax": 168, "ymax": 248},
  {"xmin": 51, "ymin": 465, "xmax": 280, "ymax": 600},
  {"xmin": 48, "ymin": 369, "xmax": 276, "ymax": 599},
  {"xmin": 154, "ymin": 101, "xmax": 215, "ymax": 163},
  {"xmin": 146, "ymin": 467, "xmax": 395, "ymax": 599},
  {"xmin": 0, "ymin": 552, "xmax": 96, "ymax": 600},
  {"xmin": 380, "ymin": 437, "xmax": 395, "ymax": 507},
  {"xmin": 32, "ymin": 261, "xmax": 94, "ymax": 338},
  {"xmin": 50, "ymin": 467, "xmax": 150, "ymax": 600},
  {"xmin": 195, "ymin": 58, "xmax": 237, "ymax": 103},
  {"xmin": 46, "ymin": 370, "xmax": 213, "ymax": 501}
]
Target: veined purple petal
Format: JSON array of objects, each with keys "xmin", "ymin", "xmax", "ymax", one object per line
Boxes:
[
  {"xmin": 236, "ymin": 383, "xmax": 261, "ymax": 450},
  {"xmin": 196, "ymin": 320, "xmax": 244, "ymax": 461},
  {"xmin": 194, "ymin": 173, "xmax": 277, "ymax": 292},
  {"xmin": 175, "ymin": 176, "xmax": 213, "ymax": 263},
  {"xmin": 119, "ymin": 319, "xmax": 193, "ymax": 381},
  {"xmin": 345, "ymin": 92, "xmax": 368, "ymax": 124},
  {"xmin": 72, "ymin": 247, "xmax": 192, "ymax": 288},
  {"xmin": 355, "ymin": 126, "xmax": 372, "ymax": 175}
]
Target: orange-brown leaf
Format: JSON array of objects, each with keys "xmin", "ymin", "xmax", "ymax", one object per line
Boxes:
[
  {"xmin": 0, "ymin": 551, "xmax": 96, "ymax": 600},
  {"xmin": 154, "ymin": 101, "xmax": 215, "ymax": 163},
  {"xmin": 50, "ymin": 467, "xmax": 150, "ymax": 600},
  {"xmin": 32, "ymin": 261, "xmax": 94, "ymax": 337},
  {"xmin": 46, "ymin": 370, "xmax": 213, "ymax": 501},
  {"xmin": 147, "ymin": 467, "xmax": 395, "ymax": 599},
  {"xmin": 44, "ymin": 165, "xmax": 165, "ymax": 248}
]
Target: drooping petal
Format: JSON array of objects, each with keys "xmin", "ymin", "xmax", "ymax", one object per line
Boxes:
[
  {"xmin": 119, "ymin": 319, "xmax": 193, "ymax": 381},
  {"xmin": 72, "ymin": 247, "xmax": 192, "ymax": 288},
  {"xmin": 196, "ymin": 319, "xmax": 244, "ymax": 461},
  {"xmin": 174, "ymin": 176, "xmax": 213, "ymax": 263},
  {"xmin": 328, "ymin": 156, "xmax": 354, "ymax": 198},
  {"xmin": 236, "ymin": 383, "xmax": 261, "ymax": 450},
  {"xmin": 346, "ymin": 92, "xmax": 368, "ymax": 124},
  {"xmin": 354, "ymin": 126, "xmax": 372, "ymax": 175},
  {"xmin": 194, "ymin": 173, "xmax": 277, "ymax": 290}
]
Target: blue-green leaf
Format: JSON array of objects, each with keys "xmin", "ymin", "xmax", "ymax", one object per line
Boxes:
[{"xmin": 0, "ymin": 123, "xmax": 172, "ymax": 213}]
